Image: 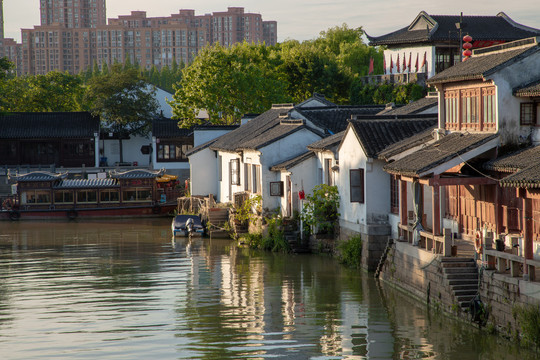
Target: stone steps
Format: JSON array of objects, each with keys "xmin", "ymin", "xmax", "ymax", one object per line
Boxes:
[
  {"xmin": 441, "ymin": 258, "xmax": 479, "ymax": 310},
  {"xmin": 207, "ymin": 208, "xmax": 230, "ymax": 237}
]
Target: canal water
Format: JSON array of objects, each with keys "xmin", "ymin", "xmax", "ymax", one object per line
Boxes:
[{"xmin": 0, "ymin": 219, "xmax": 536, "ymax": 359}]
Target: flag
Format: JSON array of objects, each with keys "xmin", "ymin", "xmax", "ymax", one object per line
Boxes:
[
  {"xmin": 390, "ymin": 55, "xmax": 393, "ymax": 74},
  {"xmin": 421, "ymin": 51, "xmax": 426, "ymax": 71},
  {"xmin": 403, "ymin": 52, "xmax": 406, "ymax": 71},
  {"xmin": 415, "ymin": 53, "xmax": 419, "ymax": 72},
  {"xmin": 383, "ymin": 56, "xmax": 386, "ymax": 74},
  {"xmin": 368, "ymin": 57, "xmax": 374, "ymax": 75},
  {"xmin": 396, "ymin": 53, "xmax": 400, "ymax": 73},
  {"xmin": 408, "ymin": 53, "xmax": 412, "ymax": 72}
]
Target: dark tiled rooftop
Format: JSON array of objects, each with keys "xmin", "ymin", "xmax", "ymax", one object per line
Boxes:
[
  {"xmin": 427, "ymin": 45, "xmax": 539, "ymax": 84},
  {"xmin": 0, "ymin": 112, "xmax": 99, "ymax": 139},
  {"xmin": 500, "ymin": 163, "xmax": 540, "ymax": 188},
  {"xmin": 368, "ymin": 12, "xmax": 540, "ymax": 46},
  {"xmin": 152, "ymin": 118, "xmax": 192, "ymax": 138},
  {"xmin": 110, "ymin": 169, "xmax": 165, "ymax": 179},
  {"xmin": 307, "ymin": 131, "xmax": 345, "ymax": 151},
  {"xmin": 54, "ymin": 178, "xmax": 118, "ymax": 189},
  {"xmin": 484, "ymin": 145, "xmax": 540, "ymax": 173},
  {"xmin": 296, "ymin": 106, "xmax": 385, "ymax": 134},
  {"xmin": 378, "ymin": 127, "xmax": 437, "ymax": 160},
  {"xmin": 270, "ymin": 151, "xmax": 316, "ymax": 171},
  {"xmin": 10, "ymin": 171, "xmax": 67, "ymax": 182},
  {"xmin": 384, "ymin": 132, "xmax": 499, "ymax": 177},
  {"xmin": 349, "ymin": 117, "xmax": 437, "ymax": 158},
  {"xmin": 514, "ymin": 79, "xmax": 540, "ymax": 97},
  {"xmin": 380, "ymin": 96, "xmax": 438, "ymax": 115}
]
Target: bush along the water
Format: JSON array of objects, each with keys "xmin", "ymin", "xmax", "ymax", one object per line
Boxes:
[
  {"xmin": 513, "ymin": 303, "xmax": 540, "ymax": 350},
  {"xmin": 338, "ymin": 234, "xmax": 362, "ymax": 268},
  {"xmin": 300, "ymin": 184, "xmax": 340, "ymax": 236},
  {"xmin": 262, "ymin": 211, "xmax": 290, "ymax": 253}
]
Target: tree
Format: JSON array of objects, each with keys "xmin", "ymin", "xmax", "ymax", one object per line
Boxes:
[
  {"xmin": 169, "ymin": 42, "xmax": 289, "ymax": 127},
  {"xmin": 0, "ymin": 72, "xmax": 85, "ymax": 112},
  {"xmin": 84, "ymin": 63, "xmax": 159, "ymax": 162}
]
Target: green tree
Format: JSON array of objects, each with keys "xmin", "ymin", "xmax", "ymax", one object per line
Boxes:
[
  {"xmin": 169, "ymin": 42, "xmax": 289, "ymax": 127},
  {"xmin": 84, "ymin": 63, "xmax": 159, "ymax": 162}
]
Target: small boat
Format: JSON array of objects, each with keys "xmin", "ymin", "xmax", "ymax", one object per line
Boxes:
[{"xmin": 172, "ymin": 214, "xmax": 205, "ymax": 237}]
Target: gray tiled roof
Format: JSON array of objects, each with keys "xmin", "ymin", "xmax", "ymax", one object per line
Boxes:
[
  {"xmin": 307, "ymin": 131, "xmax": 345, "ymax": 151},
  {"xmin": 427, "ymin": 43, "xmax": 540, "ymax": 84},
  {"xmin": 208, "ymin": 106, "xmax": 320, "ymax": 152},
  {"xmin": 296, "ymin": 106, "xmax": 386, "ymax": 134},
  {"xmin": 54, "ymin": 178, "xmax": 118, "ymax": 189},
  {"xmin": 109, "ymin": 169, "xmax": 165, "ymax": 179},
  {"xmin": 349, "ymin": 117, "xmax": 437, "ymax": 158},
  {"xmin": 499, "ymin": 162, "xmax": 540, "ymax": 188},
  {"xmin": 378, "ymin": 127, "xmax": 437, "ymax": 160},
  {"xmin": 152, "ymin": 118, "xmax": 192, "ymax": 138},
  {"xmin": 0, "ymin": 112, "xmax": 99, "ymax": 139},
  {"xmin": 11, "ymin": 171, "xmax": 68, "ymax": 182},
  {"xmin": 368, "ymin": 12, "xmax": 540, "ymax": 46},
  {"xmin": 484, "ymin": 145, "xmax": 540, "ymax": 173},
  {"xmin": 384, "ymin": 132, "xmax": 499, "ymax": 177},
  {"xmin": 380, "ymin": 96, "xmax": 438, "ymax": 115},
  {"xmin": 270, "ymin": 151, "xmax": 316, "ymax": 171},
  {"xmin": 514, "ymin": 79, "xmax": 540, "ymax": 97},
  {"xmin": 185, "ymin": 137, "xmax": 219, "ymax": 157}
]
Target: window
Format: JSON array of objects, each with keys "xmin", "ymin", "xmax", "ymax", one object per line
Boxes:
[
  {"xmin": 54, "ymin": 190, "xmax": 74, "ymax": 204},
  {"xmin": 390, "ymin": 175, "xmax": 399, "ymax": 214},
  {"xmin": 444, "ymin": 86, "xmax": 496, "ymax": 131},
  {"xmin": 76, "ymin": 190, "xmax": 97, "ymax": 203},
  {"xmin": 218, "ymin": 155, "xmax": 223, "ymax": 181},
  {"xmin": 100, "ymin": 189, "xmax": 119, "ymax": 203},
  {"xmin": 122, "ymin": 188, "xmax": 152, "ymax": 202},
  {"xmin": 157, "ymin": 141, "xmax": 193, "ymax": 162},
  {"xmin": 482, "ymin": 87, "xmax": 496, "ymax": 125},
  {"xmin": 23, "ymin": 190, "xmax": 51, "ymax": 204},
  {"xmin": 520, "ymin": 103, "xmax": 536, "ymax": 125},
  {"xmin": 230, "ymin": 159, "xmax": 240, "ymax": 185},
  {"xmin": 324, "ymin": 158, "xmax": 332, "ymax": 185},
  {"xmin": 252, "ymin": 164, "xmax": 260, "ymax": 194},
  {"xmin": 244, "ymin": 163, "xmax": 252, "ymax": 191},
  {"xmin": 270, "ymin": 181, "xmax": 284, "ymax": 196},
  {"xmin": 350, "ymin": 169, "xmax": 364, "ymax": 203}
]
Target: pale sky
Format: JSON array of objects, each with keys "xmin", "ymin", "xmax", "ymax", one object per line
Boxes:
[{"xmin": 3, "ymin": 0, "xmax": 540, "ymax": 43}]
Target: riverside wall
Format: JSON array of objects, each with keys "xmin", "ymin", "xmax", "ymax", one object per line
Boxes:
[{"xmin": 379, "ymin": 240, "xmax": 540, "ymax": 339}]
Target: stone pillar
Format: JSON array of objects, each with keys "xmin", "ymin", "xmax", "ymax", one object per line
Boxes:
[{"xmin": 443, "ymin": 228, "xmax": 452, "ymax": 257}]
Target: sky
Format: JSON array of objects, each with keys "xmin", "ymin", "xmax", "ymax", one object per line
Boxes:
[{"xmin": 3, "ymin": 0, "xmax": 540, "ymax": 43}]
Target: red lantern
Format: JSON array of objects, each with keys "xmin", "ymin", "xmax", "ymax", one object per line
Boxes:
[
  {"xmin": 463, "ymin": 34, "xmax": 473, "ymax": 43},
  {"xmin": 463, "ymin": 42, "xmax": 473, "ymax": 50},
  {"xmin": 463, "ymin": 49, "xmax": 472, "ymax": 58},
  {"xmin": 299, "ymin": 190, "xmax": 305, "ymax": 200}
]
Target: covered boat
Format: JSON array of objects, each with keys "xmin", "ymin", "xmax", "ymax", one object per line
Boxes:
[{"xmin": 172, "ymin": 214, "xmax": 205, "ymax": 237}]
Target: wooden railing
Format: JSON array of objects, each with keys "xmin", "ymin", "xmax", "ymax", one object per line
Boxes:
[
  {"xmin": 399, "ymin": 223, "xmax": 452, "ymax": 256},
  {"xmin": 484, "ymin": 249, "xmax": 540, "ymax": 281}
]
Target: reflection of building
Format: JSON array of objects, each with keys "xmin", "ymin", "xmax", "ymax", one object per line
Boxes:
[{"xmin": 1, "ymin": 2, "xmax": 277, "ymax": 75}]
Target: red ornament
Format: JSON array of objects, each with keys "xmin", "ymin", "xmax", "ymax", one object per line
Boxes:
[
  {"xmin": 462, "ymin": 42, "xmax": 473, "ymax": 50},
  {"xmin": 463, "ymin": 34, "xmax": 473, "ymax": 43},
  {"xmin": 463, "ymin": 49, "xmax": 472, "ymax": 58},
  {"xmin": 299, "ymin": 190, "xmax": 305, "ymax": 200}
]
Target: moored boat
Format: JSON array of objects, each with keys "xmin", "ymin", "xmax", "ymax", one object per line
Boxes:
[
  {"xmin": 1, "ymin": 169, "xmax": 181, "ymax": 220},
  {"xmin": 172, "ymin": 214, "xmax": 205, "ymax": 237}
]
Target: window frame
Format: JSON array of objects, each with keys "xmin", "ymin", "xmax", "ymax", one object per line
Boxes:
[
  {"xmin": 349, "ymin": 168, "xmax": 365, "ymax": 203},
  {"xmin": 520, "ymin": 102, "xmax": 537, "ymax": 126}
]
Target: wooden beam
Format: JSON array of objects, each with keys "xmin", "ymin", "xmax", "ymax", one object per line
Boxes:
[
  {"xmin": 427, "ymin": 176, "xmax": 497, "ymax": 187},
  {"xmin": 432, "ymin": 181, "xmax": 441, "ymax": 236},
  {"xmin": 401, "ymin": 176, "xmax": 416, "ymax": 183},
  {"xmin": 523, "ymin": 197, "xmax": 533, "ymax": 260},
  {"xmin": 400, "ymin": 179, "xmax": 408, "ymax": 227}
]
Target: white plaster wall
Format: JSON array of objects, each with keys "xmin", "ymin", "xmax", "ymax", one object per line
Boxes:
[
  {"xmin": 101, "ymin": 135, "xmax": 151, "ymax": 167},
  {"xmin": 258, "ymin": 129, "xmax": 322, "ymax": 210},
  {"xmin": 154, "ymin": 87, "xmax": 174, "ymax": 118},
  {"xmin": 194, "ymin": 129, "xmax": 233, "ymax": 147},
  {"xmin": 189, "ymin": 148, "xmax": 218, "ymax": 197},
  {"xmin": 338, "ymin": 130, "xmax": 367, "ymax": 231},
  {"xmin": 218, "ymin": 151, "xmax": 243, "ymax": 203},
  {"xmin": 150, "ymin": 136, "xmax": 190, "ymax": 172},
  {"xmin": 366, "ymin": 160, "xmax": 391, "ymax": 219},
  {"xmin": 315, "ymin": 151, "xmax": 337, "ymax": 185},
  {"xmin": 384, "ymin": 45, "xmax": 434, "ymax": 77},
  {"xmin": 489, "ymin": 51, "xmax": 540, "ymax": 145},
  {"xmin": 274, "ymin": 156, "xmax": 318, "ymax": 217},
  {"xmin": 388, "ymin": 213, "xmax": 400, "ymax": 240}
]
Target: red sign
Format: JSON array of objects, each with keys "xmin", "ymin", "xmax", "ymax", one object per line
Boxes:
[{"xmin": 472, "ymin": 40, "xmax": 505, "ymax": 48}]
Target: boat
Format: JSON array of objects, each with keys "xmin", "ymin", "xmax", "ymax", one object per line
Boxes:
[
  {"xmin": 0, "ymin": 169, "xmax": 182, "ymax": 220},
  {"xmin": 172, "ymin": 214, "xmax": 205, "ymax": 237}
]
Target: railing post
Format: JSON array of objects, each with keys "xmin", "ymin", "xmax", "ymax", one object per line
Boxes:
[{"xmin": 443, "ymin": 228, "xmax": 452, "ymax": 257}]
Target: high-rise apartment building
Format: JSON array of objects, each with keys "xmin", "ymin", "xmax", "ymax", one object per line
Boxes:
[
  {"xmin": 2, "ymin": 5, "xmax": 277, "ymax": 75},
  {"xmin": 39, "ymin": 0, "xmax": 106, "ymax": 28}
]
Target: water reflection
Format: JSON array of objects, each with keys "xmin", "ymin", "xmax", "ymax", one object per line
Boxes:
[{"xmin": 0, "ymin": 220, "xmax": 536, "ymax": 359}]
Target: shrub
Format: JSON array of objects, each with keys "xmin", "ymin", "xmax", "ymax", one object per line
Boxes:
[
  {"xmin": 301, "ymin": 184, "xmax": 340, "ymax": 235},
  {"xmin": 338, "ymin": 234, "xmax": 362, "ymax": 268},
  {"xmin": 513, "ymin": 303, "xmax": 540, "ymax": 350}
]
